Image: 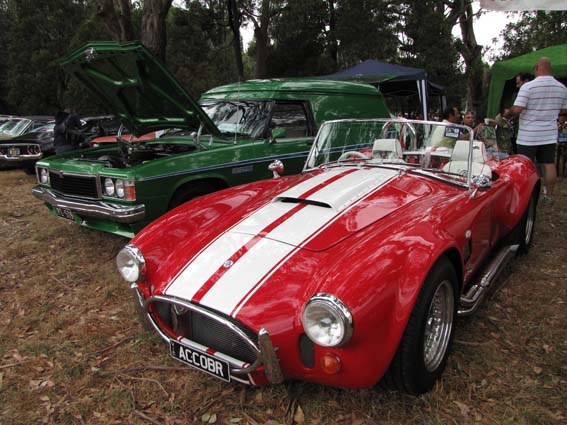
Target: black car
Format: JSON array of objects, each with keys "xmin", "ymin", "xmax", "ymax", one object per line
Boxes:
[{"xmin": 0, "ymin": 115, "xmax": 117, "ymax": 173}]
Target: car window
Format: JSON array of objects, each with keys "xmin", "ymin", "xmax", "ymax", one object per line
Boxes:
[
  {"xmin": 201, "ymin": 101, "xmax": 271, "ymax": 138},
  {"xmin": 269, "ymin": 103, "xmax": 310, "ymax": 138}
]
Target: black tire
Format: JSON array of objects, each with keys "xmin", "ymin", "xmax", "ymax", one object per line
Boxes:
[
  {"xmin": 380, "ymin": 257, "xmax": 457, "ymax": 395},
  {"xmin": 168, "ymin": 182, "xmax": 219, "ymax": 209},
  {"xmin": 509, "ymin": 191, "xmax": 537, "ymax": 255}
]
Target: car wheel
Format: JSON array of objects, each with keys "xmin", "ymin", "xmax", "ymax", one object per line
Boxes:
[
  {"xmin": 511, "ymin": 191, "xmax": 537, "ymax": 255},
  {"xmin": 168, "ymin": 182, "xmax": 219, "ymax": 209},
  {"xmin": 380, "ymin": 257, "xmax": 457, "ymax": 395}
]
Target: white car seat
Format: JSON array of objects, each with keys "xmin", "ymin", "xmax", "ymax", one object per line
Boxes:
[
  {"xmin": 443, "ymin": 140, "xmax": 492, "ymax": 179},
  {"xmin": 372, "ymin": 138, "xmax": 403, "ymax": 161}
]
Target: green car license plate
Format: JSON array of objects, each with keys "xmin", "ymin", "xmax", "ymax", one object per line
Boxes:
[
  {"xmin": 169, "ymin": 339, "xmax": 230, "ymax": 382},
  {"xmin": 55, "ymin": 207, "xmax": 74, "ymax": 221}
]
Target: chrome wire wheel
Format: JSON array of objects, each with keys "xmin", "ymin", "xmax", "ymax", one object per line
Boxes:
[
  {"xmin": 524, "ymin": 197, "xmax": 535, "ymax": 247},
  {"xmin": 423, "ymin": 279, "xmax": 454, "ymax": 372}
]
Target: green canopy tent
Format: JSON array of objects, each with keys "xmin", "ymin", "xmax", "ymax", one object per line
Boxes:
[{"xmin": 487, "ymin": 44, "xmax": 567, "ymax": 117}]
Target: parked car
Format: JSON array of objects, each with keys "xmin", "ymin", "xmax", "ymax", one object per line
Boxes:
[
  {"xmin": 0, "ymin": 123, "xmax": 52, "ymax": 172},
  {"xmin": 116, "ymin": 118, "xmax": 539, "ymax": 394},
  {"xmin": 32, "ymin": 41, "xmax": 390, "ymax": 238},
  {"xmin": 0, "ymin": 116, "xmax": 118, "ymax": 172},
  {"xmin": 0, "ymin": 116, "xmax": 52, "ymax": 140}
]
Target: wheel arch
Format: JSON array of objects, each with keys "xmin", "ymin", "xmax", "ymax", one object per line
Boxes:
[{"xmin": 168, "ymin": 175, "xmax": 230, "ymax": 209}]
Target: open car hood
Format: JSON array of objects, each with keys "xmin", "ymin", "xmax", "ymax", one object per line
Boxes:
[{"xmin": 61, "ymin": 41, "xmax": 221, "ymax": 137}]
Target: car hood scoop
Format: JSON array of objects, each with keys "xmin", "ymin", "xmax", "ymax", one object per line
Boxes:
[{"xmin": 228, "ymin": 167, "xmax": 422, "ymax": 251}]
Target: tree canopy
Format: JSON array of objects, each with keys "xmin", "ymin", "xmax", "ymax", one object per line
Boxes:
[{"xmin": 0, "ymin": 0, "xmax": 564, "ymax": 118}]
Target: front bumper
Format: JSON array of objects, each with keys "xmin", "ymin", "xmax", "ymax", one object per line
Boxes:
[
  {"xmin": 130, "ymin": 285, "xmax": 284, "ymax": 385},
  {"xmin": 0, "ymin": 152, "xmax": 42, "ymax": 164},
  {"xmin": 32, "ymin": 186, "xmax": 145, "ymax": 223}
]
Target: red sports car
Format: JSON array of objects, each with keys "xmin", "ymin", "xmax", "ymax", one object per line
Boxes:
[{"xmin": 117, "ymin": 118, "xmax": 539, "ymax": 394}]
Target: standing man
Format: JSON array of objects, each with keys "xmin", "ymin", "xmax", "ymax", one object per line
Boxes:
[{"xmin": 505, "ymin": 57, "xmax": 567, "ymax": 201}]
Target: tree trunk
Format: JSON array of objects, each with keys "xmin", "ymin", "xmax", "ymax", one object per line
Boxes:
[
  {"xmin": 449, "ymin": 0, "xmax": 483, "ymax": 114},
  {"xmin": 140, "ymin": 0, "xmax": 173, "ymax": 63},
  {"xmin": 254, "ymin": 0, "xmax": 271, "ymax": 78},
  {"xmin": 95, "ymin": 0, "xmax": 134, "ymax": 41},
  {"xmin": 227, "ymin": 0, "xmax": 244, "ymax": 80},
  {"xmin": 326, "ymin": 0, "xmax": 338, "ymax": 69}
]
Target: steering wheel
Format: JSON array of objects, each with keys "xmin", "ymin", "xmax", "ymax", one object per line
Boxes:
[{"xmin": 338, "ymin": 151, "xmax": 369, "ymax": 161}]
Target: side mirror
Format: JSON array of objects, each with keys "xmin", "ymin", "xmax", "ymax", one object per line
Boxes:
[
  {"xmin": 268, "ymin": 160, "xmax": 284, "ymax": 178},
  {"xmin": 270, "ymin": 127, "xmax": 287, "ymax": 142}
]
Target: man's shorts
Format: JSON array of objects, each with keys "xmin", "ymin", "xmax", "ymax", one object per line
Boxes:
[{"xmin": 517, "ymin": 143, "xmax": 556, "ymax": 164}]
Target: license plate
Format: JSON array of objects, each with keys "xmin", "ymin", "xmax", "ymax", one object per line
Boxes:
[
  {"xmin": 8, "ymin": 147, "xmax": 19, "ymax": 156},
  {"xmin": 169, "ymin": 339, "xmax": 230, "ymax": 382},
  {"xmin": 55, "ymin": 207, "xmax": 74, "ymax": 221}
]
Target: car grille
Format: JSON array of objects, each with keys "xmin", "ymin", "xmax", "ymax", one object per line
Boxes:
[
  {"xmin": 151, "ymin": 300, "xmax": 258, "ymax": 364},
  {"xmin": 49, "ymin": 172, "xmax": 99, "ymax": 199}
]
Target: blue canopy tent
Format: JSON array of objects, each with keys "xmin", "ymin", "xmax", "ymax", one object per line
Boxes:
[{"xmin": 320, "ymin": 59, "xmax": 444, "ymax": 120}]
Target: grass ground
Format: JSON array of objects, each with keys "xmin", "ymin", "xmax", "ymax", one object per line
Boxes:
[{"xmin": 0, "ymin": 169, "xmax": 565, "ymax": 425}]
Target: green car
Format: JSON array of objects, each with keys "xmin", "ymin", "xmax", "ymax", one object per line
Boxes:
[{"xmin": 33, "ymin": 41, "xmax": 390, "ymax": 238}]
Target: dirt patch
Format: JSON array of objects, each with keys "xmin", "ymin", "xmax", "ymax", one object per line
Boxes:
[{"xmin": 1, "ymin": 169, "xmax": 566, "ymax": 425}]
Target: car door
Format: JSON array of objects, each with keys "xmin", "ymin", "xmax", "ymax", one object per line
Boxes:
[{"xmin": 252, "ymin": 101, "xmax": 316, "ymax": 178}]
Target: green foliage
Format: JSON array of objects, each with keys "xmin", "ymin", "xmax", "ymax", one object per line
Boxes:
[
  {"xmin": 268, "ymin": 0, "xmax": 333, "ymax": 77},
  {"xmin": 335, "ymin": 0, "xmax": 399, "ymax": 66},
  {"xmin": 497, "ymin": 11, "xmax": 567, "ymax": 60},
  {"xmin": 166, "ymin": 2, "xmax": 239, "ymax": 98}
]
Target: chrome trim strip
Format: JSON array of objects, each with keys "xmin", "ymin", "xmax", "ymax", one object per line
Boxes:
[
  {"xmin": 143, "ymin": 294, "xmax": 267, "ymax": 376},
  {"xmin": 138, "ymin": 150, "xmax": 311, "ymax": 182},
  {"xmin": 32, "ymin": 186, "xmax": 145, "ymax": 223}
]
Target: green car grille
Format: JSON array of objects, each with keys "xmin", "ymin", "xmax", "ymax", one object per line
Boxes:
[{"xmin": 49, "ymin": 172, "xmax": 99, "ymax": 199}]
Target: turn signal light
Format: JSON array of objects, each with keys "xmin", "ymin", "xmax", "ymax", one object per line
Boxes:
[
  {"xmin": 320, "ymin": 353, "xmax": 342, "ymax": 375},
  {"xmin": 124, "ymin": 180, "xmax": 136, "ymax": 201}
]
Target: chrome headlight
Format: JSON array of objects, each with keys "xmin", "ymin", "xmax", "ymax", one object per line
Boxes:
[
  {"xmin": 104, "ymin": 177, "xmax": 115, "ymax": 196},
  {"xmin": 39, "ymin": 168, "xmax": 49, "ymax": 184},
  {"xmin": 302, "ymin": 294, "xmax": 353, "ymax": 347},
  {"xmin": 116, "ymin": 244, "xmax": 146, "ymax": 283},
  {"xmin": 115, "ymin": 179, "xmax": 125, "ymax": 198}
]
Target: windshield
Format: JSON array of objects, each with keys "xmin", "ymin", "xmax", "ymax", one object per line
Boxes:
[
  {"xmin": 201, "ymin": 101, "xmax": 271, "ymax": 138},
  {"xmin": 3, "ymin": 119, "xmax": 31, "ymax": 136},
  {"xmin": 0, "ymin": 119, "xmax": 25, "ymax": 134},
  {"xmin": 305, "ymin": 118, "xmax": 503, "ymax": 187}
]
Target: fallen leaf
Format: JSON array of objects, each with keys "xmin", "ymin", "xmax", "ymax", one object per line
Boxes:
[
  {"xmin": 533, "ymin": 366, "xmax": 543, "ymax": 374},
  {"xmin": 255, "ymin": 391, "xmax": 263, "ymax": 404},
  {"xmin": 229, "ymin": 418, "xmax": 242, "ymax": 424},
  {"xmin": 454, "ymin": 401, "xmax": 470, "ymax": 417},
  {"xmin": 201, "ymin": 412, "xmax": 210, "ymax": 422},
  {"xmin": 208, "ymin": 413, "xmax": 217, "ymax": 424},
  {"xmin": 293, "ymin": 405, "xmax": 305, "ymax": 425},
  {"xmin": 543, "ymin": 344, "xmax": 553, "ymax": 353}
]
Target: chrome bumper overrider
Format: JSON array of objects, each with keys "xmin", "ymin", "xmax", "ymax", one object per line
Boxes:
[
  {"xmin": 130, "ymin": 285, "xmax": 283, "ymax": 384},
  {"xmin": 32, "ymin": 186, "xmax": 145, "ymax": 223}
]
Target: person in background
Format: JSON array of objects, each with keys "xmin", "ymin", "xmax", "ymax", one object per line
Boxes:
[
  {"xmin": 430, "ymin": 106, "xmax": 461, "ymax": 148},
  {"xmin": 515, "ymin": 72, "xmax": 532, "ymax": 89},
  {"xmin": 460, "ymin": 110, "xmax": 483, "ymax": 140},
  {"xmin": 509, "ymin": 72, "xmax": 533, "ymax": 154},
  {"xmin": 53, "ymin": 110, "xmax": 71, "ymax": 154},
  {"xmin": 504, "ymin": 57, "xmax": 567, "ymax": 202}
]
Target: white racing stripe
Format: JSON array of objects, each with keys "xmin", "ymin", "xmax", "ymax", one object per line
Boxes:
[{"xmin": 165, "ymin": 167, "xmax": 396, "ymax": 316}]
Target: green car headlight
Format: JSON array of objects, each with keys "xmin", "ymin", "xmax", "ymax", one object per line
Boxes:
[
  {"xmin": 302, "ymin": 294, "xmax": 353, "ymax": 347},
  {"xmin": 115, "ymin": 179, "xmax": 125, "ymax": 198},
  {"xmin": 39, "ymin": 168, "xmax": 49, "ymax": 184},
  {"xmin": 104, "ymin": 177, "xmax": 115, "ymax": 196},
  {"xmin": 116, "ymin": 244, "xmax": 146, "ymax": 283}
]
